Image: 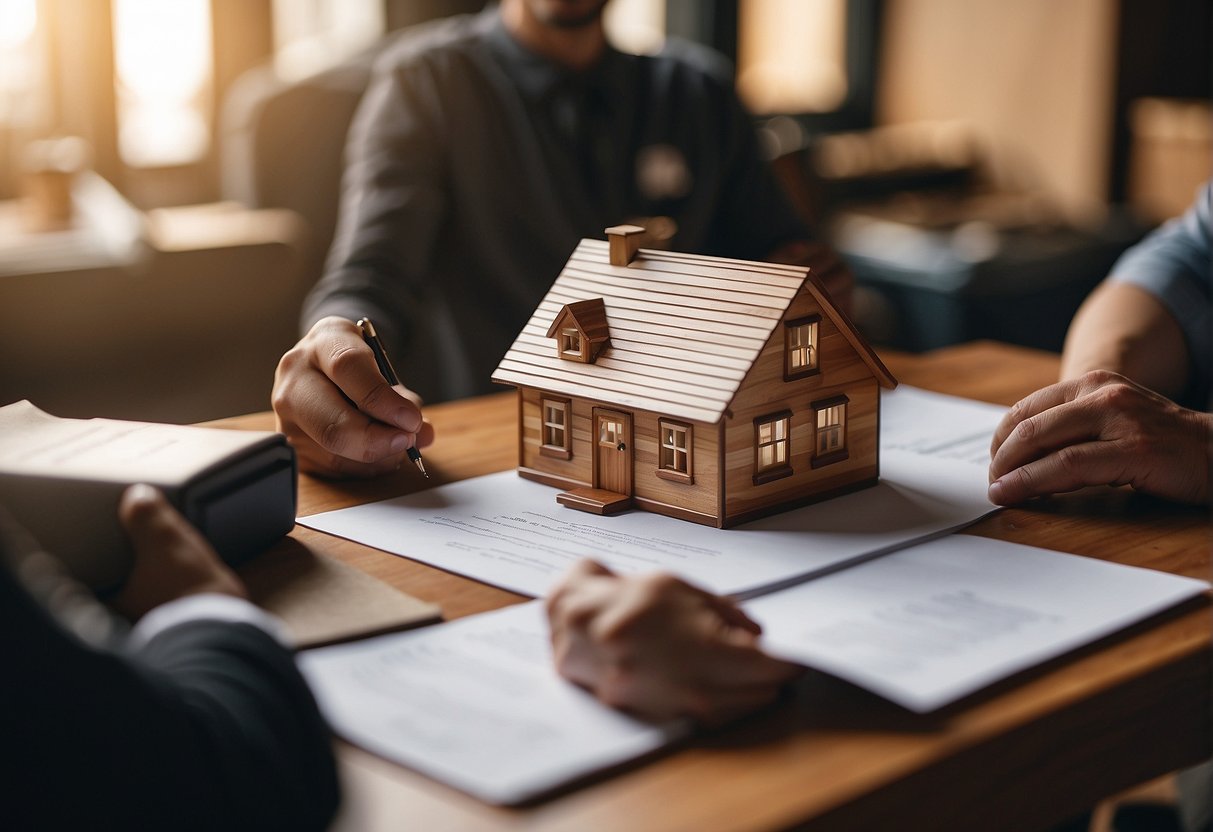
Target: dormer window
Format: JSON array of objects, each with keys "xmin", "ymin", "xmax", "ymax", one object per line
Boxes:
[
  {"xmin": 560, "ymin": 328, "xmax": 582, "ymax": 358},
  {"xmin": 547, "ymin": 298, "xmax": 610, "ymax": 364}
]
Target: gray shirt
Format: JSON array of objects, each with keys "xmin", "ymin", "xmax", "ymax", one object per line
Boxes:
[
  {"xmin": 1109, "ymin": 179, "xmax": 1212, "ymax": 405},
  {"xmin": 305, "ymin": 7, "xmax": 808, "ymax": 403}
]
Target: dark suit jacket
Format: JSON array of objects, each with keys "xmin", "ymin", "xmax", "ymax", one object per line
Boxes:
[{"xmin": 0, "ymin": 519, "xmax": 339, "ymax": 831}]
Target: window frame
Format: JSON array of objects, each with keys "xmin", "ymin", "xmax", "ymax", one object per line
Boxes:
[
  {"xmin": 784, "ymin": 315, "xmax": 821, "ymax": 381},
  {"xmin": 753, "ymin": 409, "xmax": 793, "ymax": 485},
  {"xmin": 655, "ymin": 418, "xmax": 694, "ymax": 484},
  {"xmin": 558, "ymin": 327, "xmax": 585, "ymax": 361},
  {"xmin": 539, "ymin": 396, "xmax": 573, "ymax": 460},
  {"xmin": 811, "ymin": 394, "xmax": 849, "ymax": 468}
]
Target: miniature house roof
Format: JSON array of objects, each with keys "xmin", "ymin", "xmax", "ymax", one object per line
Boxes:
[{"xmin": 492, "ymin": 238, "xmax": 894, "ymax": 424}]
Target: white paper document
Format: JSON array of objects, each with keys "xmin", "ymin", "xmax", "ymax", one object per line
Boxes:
[
  {"xmin": 300, "ymin": 536, "xmax": 1208, "ymax": 804},
  {"xmin": 298, "ymin": 387, "xmax": 1005, "ymax": 599},
  {"xmin": 298, "ymin": 601, "xmax": 687, "ymax": 805},
  {"xmin": 744, "ymin": 534, "xmax": 1210, "ymax": 712},
  {"xmin": 880, "ymin": 384, "xmax": 1007, "ymax": 467}
]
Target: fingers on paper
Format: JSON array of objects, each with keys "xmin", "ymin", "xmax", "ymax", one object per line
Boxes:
[
  {"xmin": 989, "ymin": 395, "xmax": 1108, "ymax": 483},
  {"xmin": 590, "ymin": 656, "xmax": 797, "ymax": 724},
  {"xmin": 986, "ymin": 370, "xmax": 1209, "ymax": 504},
  {"xmin": 988, "ymin": 441, "xmax": 1133, "ymax": 505},
  {"xmin": 546, "ymin": 562, "xmax": 798, "ymax": 723},
  {"xmin": 988, "ymin": 377, "xmax": 1085, "ymax": 460}
]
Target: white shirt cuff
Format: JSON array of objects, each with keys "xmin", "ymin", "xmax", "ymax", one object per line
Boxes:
[{"xmin": 130, "ymin": 593, "xmax": 292, "ymax": 649}]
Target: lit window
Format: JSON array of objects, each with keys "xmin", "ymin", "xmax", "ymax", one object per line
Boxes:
[
  {"xmin": 0, "ymin": 0, "xmax": 36, "ymax": 49},
  {"xmin": 812, "ymin": 396, "xmax": 849, "ymax": 467},
  {"xmin": 754, "ymin": 411, "xmax": 792, "ymax": 483},
  {"xmin": 272, "ymin": 0, "xmax": 385, "ymax": 82},
  {"xmin": 112, "ymin": 0, "xmax": 213, "ymax": 167},
  {"xmin": 0, "ymin": 0, "xmax": 45, "ymax": 131},
  {"xmin": 560, "ymin": 328, "xmax": 583, "ymax": 358},
  {"xmin": 737, "ymin": 0, "xmax": 848, "ymax": 116},
  {"xmin": 541, "ymin": 398, "xmax": 572, "ymax": 460},
  {"xmin": 657, "ymin": 419, "xmax": 693, "ymax": 483},
  {"xmin": 785, "ymin": 316, "xmax": 820, "ymax": 379},
  {"xmin": 816, "ymin": 405, "xmax": 845, "ymax": 453},
  {"xmin": 599, "ymin": 418, "xmax": 623, "ymax": 447},
  {"xmin": 547, "ymin": 299, "xmax": 608, "ymax": 364},
  {"xmin": 604, "ymin": 0, "xmax": 666, "ymax": 56}
]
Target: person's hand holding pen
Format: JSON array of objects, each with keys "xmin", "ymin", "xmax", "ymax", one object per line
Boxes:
[{"xmin": 272, "ymin": 316, "xmax": 434, "ymax": 478}]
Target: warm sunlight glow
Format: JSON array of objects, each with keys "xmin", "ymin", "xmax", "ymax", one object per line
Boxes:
[
  {"xmin": 737, "ymin": 0, "xmax": 848, "ymax": 115},
  {"xmin": 0, "ymin": 0, "xmax": 37, "ymax": 49},
  {"xmin": 273, "ymin": 0, "xmax": 384, "ymax": 82},
  {"xmin": 605, "ymin": 0, "xmax": 665, "ymax": 56},
  {"xmin": 113, "ymin": 0, "xmax": 213, "ymax": 166},
  {"xmin": 0, "ymin": 0, "xmax": 39, "ymax": 128}
]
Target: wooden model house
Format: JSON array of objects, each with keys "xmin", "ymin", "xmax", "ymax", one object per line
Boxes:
[{"xmin": 491, "ymin": 225, "xmax": 898, "ymax": 528}]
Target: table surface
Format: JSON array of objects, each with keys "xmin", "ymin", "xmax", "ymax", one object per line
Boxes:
[{"xmin": 214, "ymin": 341, "xmax": 1212, "ymax": 832}]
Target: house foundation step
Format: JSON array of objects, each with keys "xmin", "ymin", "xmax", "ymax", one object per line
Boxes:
[{"xmin": 555, "ymin": 487, "xmax": 633, "ymax": 516}]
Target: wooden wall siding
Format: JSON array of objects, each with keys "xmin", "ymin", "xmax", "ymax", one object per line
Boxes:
[
  {"xmin": 722, "ymin": 291, "xmax": 883, "ymax": 524},
  {"xmin": 723, "ymin": 381, "xmax": 880, "ymax": 524},
  {"xmin": 631, "ymin": 410, "xmax": 718, "ymax": 520},
  {"xmin": 493, "ymin": 239, "xmax": 809, "ymax": 424},
  {"xmin": 520, "ymin": 388, "xmax": 593, "ymax": 488},
  {"xmin": 519, "ymin": 387, "xmax": 720, "ymax": 521}
]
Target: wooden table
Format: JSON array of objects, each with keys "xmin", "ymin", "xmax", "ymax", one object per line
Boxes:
[{"xmin": 215, "ymin": 341, "xmax": 1211, "ymax": 832}]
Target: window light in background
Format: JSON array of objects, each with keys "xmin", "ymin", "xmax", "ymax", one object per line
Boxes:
[
  {"xmin": 112, "ymin": 0, "xmax": 213, "ymax": 168},
  {"xmin": 604, "ymin": 0, "xmax": 665, "ymax": 56},
  {"xmin": 737, "ymin": 0, "xmax": 847, "ymax": 115},
  {"xmin": 0, "ymin": 0, "xmax": 36, "ymax": 50},
  {"xmin": 272, "ymin": 0, "xmax": 385, "ymax": 83},
  {"xmin": 0, "ymin": 0, "xmax": 40, "ymax": 127}
]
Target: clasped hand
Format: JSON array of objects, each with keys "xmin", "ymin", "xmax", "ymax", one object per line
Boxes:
[
  {"xmin": 545, "ymin": 560, "xmax": 801, "ymax": 724},
  {"xmin": 988, "ymin": 370, "xmax": 1211, "ymax": 506}
]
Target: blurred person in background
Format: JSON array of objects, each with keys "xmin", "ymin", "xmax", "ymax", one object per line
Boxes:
[{"xmin": 271, "ymin": 0, "xmax": 851, "ymax": 479}]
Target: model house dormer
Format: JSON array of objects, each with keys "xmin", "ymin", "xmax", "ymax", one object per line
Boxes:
[
  {"xmin": 547, "ymin": 298, "xmax": 610, "ymax": 364},
  {"xmin": 493, "ymin": 226, "xmax": 897, "ymax": 528}
]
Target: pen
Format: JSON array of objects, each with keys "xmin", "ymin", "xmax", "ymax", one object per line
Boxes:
[{"xmin": 356, "ymin": 317, "xmax": 428, "ymax": 478}]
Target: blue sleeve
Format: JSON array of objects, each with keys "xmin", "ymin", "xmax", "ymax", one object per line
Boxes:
[{"xmin": 1108, "ymin": 180, "xmax": 1213, "ymax": 393}]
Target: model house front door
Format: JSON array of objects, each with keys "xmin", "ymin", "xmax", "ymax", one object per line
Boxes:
[{"xmin": 593, "ymin": 408, "xmax": 632, "ymax": 495}]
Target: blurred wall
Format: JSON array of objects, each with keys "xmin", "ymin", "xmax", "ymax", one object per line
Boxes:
[{"xmin": 878, "ymin": 0, "xmax": 1119, "ymax": 219}]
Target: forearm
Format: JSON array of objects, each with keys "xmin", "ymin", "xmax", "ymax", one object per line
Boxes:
[
  {"xmin": 301, "ymin": 263, "xmax": 411, "ymax": 355},
  {"xmin": 303, "ymin": 58, "xmax": 447, "ymax": 357},
  {"xmin": 1060, "ymin": 280, "xmax": 1192, "ymax": 399}
]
